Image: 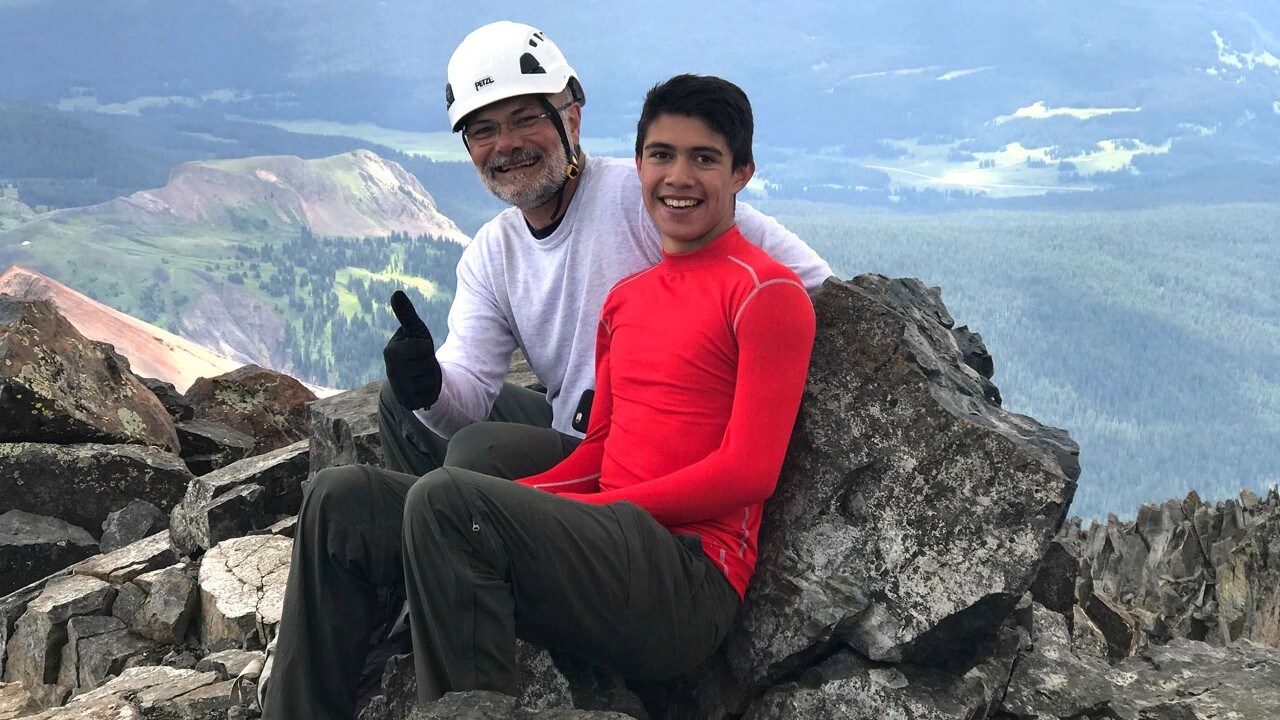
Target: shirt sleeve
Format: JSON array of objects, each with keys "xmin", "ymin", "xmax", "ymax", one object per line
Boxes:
[
  {"xmin": 414, "ymin": 242, "xmax": 518, "ymax": 438},
  {"xmin": 557, "ymin": 281, "xmax": 816, "ymax": 525},
  {"xmin": 515, "ymin": 318, "xmax": 613, "ymax": 494},
  {"xmin": 734, "ymin": 201, "xmax": 834, "ymax": 294}
]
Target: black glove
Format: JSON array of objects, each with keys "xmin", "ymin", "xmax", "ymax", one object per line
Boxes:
[{"xmin": 383, "ymin": 290, "xmax": 442, "ymax": 411}]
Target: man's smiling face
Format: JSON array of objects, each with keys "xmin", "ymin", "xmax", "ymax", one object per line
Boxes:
[
  {"xmin": 637, "ymin": 113, "xmax": 754, "ymax": 255},
  {"xmin": 464, "ymin": 94, "xmax": 578, "ymax": 211}
]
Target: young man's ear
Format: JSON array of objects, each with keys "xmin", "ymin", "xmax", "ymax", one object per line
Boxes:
[{"xmin": 732, "ymin": 160, "xmax": 756, "ymax": 195}]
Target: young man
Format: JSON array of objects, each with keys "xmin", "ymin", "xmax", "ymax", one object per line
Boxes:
[
  {"xmin": 263, "ymin": 74, "xmax": 815, "ymax": 718},
  {"xmin": 380, "ymin": 21, "xmax": 831, "ymax": 481}
]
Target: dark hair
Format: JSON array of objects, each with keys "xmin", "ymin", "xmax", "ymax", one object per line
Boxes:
[{"xmin": 635, "ymin": 74, "xmax": 753, "ymax": 171}]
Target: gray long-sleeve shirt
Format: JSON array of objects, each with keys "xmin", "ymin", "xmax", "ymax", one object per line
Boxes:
[{"xmin": 416, "ymin": 156, "xmax": 832, "ymax": 438}]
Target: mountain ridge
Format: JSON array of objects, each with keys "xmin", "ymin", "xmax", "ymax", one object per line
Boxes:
[{"xmin": 39, "ymin": 148, "xmax": 470, "ymax": 244}]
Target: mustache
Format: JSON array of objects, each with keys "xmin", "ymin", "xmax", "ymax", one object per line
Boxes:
[{"xmin": 485, "ymin": 148, "xmax": 543, "ymax": 174}]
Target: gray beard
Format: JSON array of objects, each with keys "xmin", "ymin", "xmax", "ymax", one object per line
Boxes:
[{"xmin": 480, "ymin": 145, "xmax": 567, "ymax": 211}]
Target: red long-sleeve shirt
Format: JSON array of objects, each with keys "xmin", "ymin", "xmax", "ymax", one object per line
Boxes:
[{"xmin": 517, "ymin": 225, "xmax": 816, "ymax": 598}]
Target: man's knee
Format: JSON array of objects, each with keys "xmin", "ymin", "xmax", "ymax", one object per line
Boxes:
[
  {"xmin": 304, "ymin": 465, "xmax": 378, "ymax": 523},
  {"xmin": 404, "ymin": 469, "xmax": 469, "ymax": 530},
  {"xmin": 444, "ymin": 423, "xmax": 514, "ymax": 474}
]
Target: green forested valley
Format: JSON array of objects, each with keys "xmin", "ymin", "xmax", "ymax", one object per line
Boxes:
[
  {"xmin": 233, "ymin": 228, "xmax": 464, "ymax": 388},
  {"xmin": 758, "ymin": 201, "xmax": 1280, "ymax": 520}
]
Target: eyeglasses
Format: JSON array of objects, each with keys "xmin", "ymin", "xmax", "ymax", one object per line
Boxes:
[{"xmin": 462, "ymin": 101, "xmax": 574, "ymax": 147}]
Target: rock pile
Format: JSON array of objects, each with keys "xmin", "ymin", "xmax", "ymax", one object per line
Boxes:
[
  {"xmin": 2, "ymin": 280, "xmax": 1278, "ymax": 720},
  {"xmin": 1067, "ymin": 488, "xmax": 1280, "ymax": 650}
]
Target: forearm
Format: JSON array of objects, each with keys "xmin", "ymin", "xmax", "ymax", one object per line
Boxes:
[
  {"xmin": 560, "ymin": 452, "xmax": 779, "ymax": 525},
  {"xmin": 413, "ymin": 362, "xmax": 504, "ymax": 438}
]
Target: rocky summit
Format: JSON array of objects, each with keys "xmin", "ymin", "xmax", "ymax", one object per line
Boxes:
[{"xmin": 0, "ymin": 276, "xmax": 1277, "ymax": 719}]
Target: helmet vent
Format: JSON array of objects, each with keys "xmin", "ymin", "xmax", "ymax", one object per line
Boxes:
[
  {"xmin": 519, "ymin": 53, "xmax": 547, "ymax": 75},
  {"xmin": 445, "ymin": 84, "xmax": 455, "ymax": 108}
]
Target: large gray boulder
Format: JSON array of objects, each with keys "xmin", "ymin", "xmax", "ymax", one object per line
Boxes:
[
  {"xmin": 74, "ymin": 533, "xmax": 178, "ymax": 586},
  {"xmin": 174, "ymin": 418, "xmax": 256, "ymax": 476},
  {"xmin": 168, "ymin": 440, "xmax": 309, "ymax": 556},
  {"xmin": 0, "ymin": 295, "xmax": 178, "ymax": 450},
  {"xmin": 2, "ymin": 574, "xmax": 115, "ymax": 709},
  {"xmin": 0, "ymin": 512, "xmax": 97, "ymax": 596},
  {"xmin": 0, "ymin": 443, "xmax": 193, "ymax": 538},
  {"xmin": 308, "ymin": 380, "xmax": 384, "ymax": 476},
  {"xmin": 99, "ymin": 500, "xmax": 168, "ymax": 555},
  {"xmin": 727, "ymin": 276, "xmax": 1079, "ymax": 691},
  {"xmin": 197, "ymin": 535, "xmax": 291, "ymax": 650}
]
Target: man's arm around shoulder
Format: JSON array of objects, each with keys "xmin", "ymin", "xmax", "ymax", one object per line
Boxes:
[{"xmin": 734, "ymin": 201, "xmax": 833, "ymax": 293}]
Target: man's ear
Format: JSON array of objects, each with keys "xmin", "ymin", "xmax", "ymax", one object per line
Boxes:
[
  {"xmin": 732, "ymin": 160, "xmax": 756, "ymax": 194},
  {"xmin": 563, "ymin": 102, "xmax": 583, "ymax": 146}
]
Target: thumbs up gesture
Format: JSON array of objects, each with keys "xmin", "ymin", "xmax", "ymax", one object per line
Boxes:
[{"xmin": 383, "ymin": 290, "xmax": 442, "ymax": 411}]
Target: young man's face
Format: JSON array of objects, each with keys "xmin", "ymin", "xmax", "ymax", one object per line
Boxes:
[
  {"xmin": 636, "ymin": 113, "xmax": 754, "ymax": 255},
  {"xmin": 463, "ymin": 94, "xmax": 580, "ymax": 211}
]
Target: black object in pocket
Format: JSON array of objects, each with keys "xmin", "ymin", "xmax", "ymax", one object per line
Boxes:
[{"xmin": 571, "ymin": 389, "xmax": 594, "ymax": 433}]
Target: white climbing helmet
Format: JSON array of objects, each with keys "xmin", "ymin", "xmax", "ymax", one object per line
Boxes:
[{"xmin": 445, "ymin": 21, "xmax": 585, "ymax": 132}]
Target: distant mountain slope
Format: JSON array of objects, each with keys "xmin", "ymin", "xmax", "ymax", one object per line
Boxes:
[
  {"xmin": 0, "ymin": 264, "xmax": 241, "ymax": 392},
  {"xmin": 48, "ymin": 148, "xmax": 469, "ymax": 243},
  {"xmin": 0, "ymin": 149, "xmax": 468, "ymax": 388}
]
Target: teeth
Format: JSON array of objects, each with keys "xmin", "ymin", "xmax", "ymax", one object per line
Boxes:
[
  {"xmin": 495, "ymin": 158, "xmax": 538, "ymax": 173},
  {"xmin": 663, "ymin": 198, "xmax": 699, "ymax": 208}
]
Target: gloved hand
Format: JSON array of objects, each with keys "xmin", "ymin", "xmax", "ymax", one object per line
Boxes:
[{"xmin": 383, "ymin": 290, "xmax": 442, "ymax": 411}]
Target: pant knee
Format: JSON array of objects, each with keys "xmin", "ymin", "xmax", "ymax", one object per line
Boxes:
[
  {"xmin": 444, "ymin": 423, "xmax": 508, "ymax": 474},
  {"xmin": 302, "ymin": 466, "xmax": 407, "ymax": 540},
  {"xmin": 404, "ymin": 469, "xmax": 468, "ymax": 529},
  {"xmin": 306, "ymin": 466, "xmax": 373, "ymax": 512}
]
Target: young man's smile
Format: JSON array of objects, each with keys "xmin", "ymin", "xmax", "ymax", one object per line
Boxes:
[{"xmin": 637, "ymin": 113, "xmax": 754, "ymax": 255}]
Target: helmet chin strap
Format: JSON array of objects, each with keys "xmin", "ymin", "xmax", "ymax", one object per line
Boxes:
[{"xmin": 538, "ymin": 96, "xmax": 583, "ymax": 227}]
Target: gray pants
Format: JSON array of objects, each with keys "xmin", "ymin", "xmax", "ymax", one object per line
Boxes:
[
  {"xmin": 377, "ymin": 380, "xmax": 581, "ymax": 479},
  {"xmin": 264, "ymin": 465, "xmax": 740, "ymax": 719}
]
